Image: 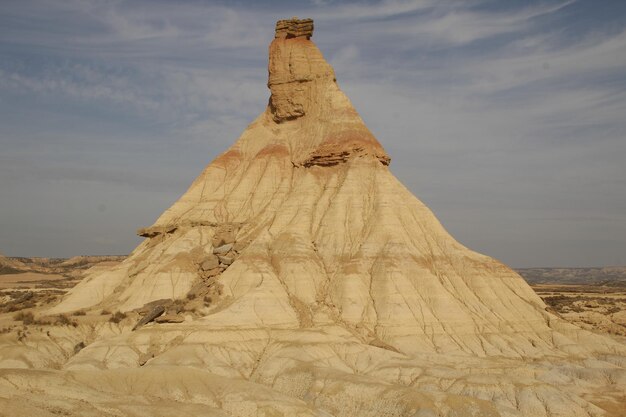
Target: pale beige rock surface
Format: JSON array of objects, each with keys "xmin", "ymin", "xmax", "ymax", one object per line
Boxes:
[{"xmin": 1, "ymin": 18, "xmax": 625, "ymax": 417}]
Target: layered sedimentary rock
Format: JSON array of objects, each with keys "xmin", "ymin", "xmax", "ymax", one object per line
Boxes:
[
  {"xmin": 2, "ymin": 18, "xmax": 625, "ymax": 417},
  {"xmin": 48, "ymin": 18, "xmax": 571, "ymax": 357},
  {"xmin": 275, "ymin": 17, "xmax": 314, "ymax": 39}
]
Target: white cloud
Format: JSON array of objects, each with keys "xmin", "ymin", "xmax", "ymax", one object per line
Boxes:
[
  {"xmin": 401, "ymin": 0, "xmax": 575, "ymax": 45},
  {"xmin": 312, "ymin": 0, "xmax": 435, "ymax": 20},
  {"xmin": 0, "ymin": 65, "xmax": 162, "ymax": 112},
  {"xmin": 468, "ymin": 31, "xmax": 626, "ymax": 93}
]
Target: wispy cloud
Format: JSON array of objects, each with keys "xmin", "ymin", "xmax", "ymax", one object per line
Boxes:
[
  {"xmin": 461, "ymin": 29, "xmax": 626, "ymax": 95},
  {"xmin": 398, "ymin": 0, "xmax": 576, "ymax": 45},
  {"xmin": 0, "ymin": 66, "xmax": 162, "ymax": 111},
  {"xmin": 312, "ymin": 0, "xmax": 435, "ymax": 20}
]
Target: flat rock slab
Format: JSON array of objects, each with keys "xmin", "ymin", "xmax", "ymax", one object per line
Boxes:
[
  {"xmin": 133, "ymin": 305, "xmax": 165, "ymax": 331},
  {"xmin": 213, "ymin": 243, "xmax": 233, "ymax": 255},
  {"xmin": 212, "ymin": 231, "xmax": 236, "ymax": 248},
  {"xmin": 155, "ymin": 314, "xmax": 185, "ymax": 324},
  {"xmin": 136, "ymin": 298, "xmax": 172, "ymax": 314},
  {"xmin": 218, "ymin": 255, "xmax": 234, "ymax": 265},
  {"xmin": 200, "ymin": 255, "xmax": 219, "ymax": 271},
  {"xmin": 205, "ymin": 267, "xmax": 221, "ymax": 278},
  {"xmin": 138, "ymin": 352, "xmax": 154, "ymax": 366}
]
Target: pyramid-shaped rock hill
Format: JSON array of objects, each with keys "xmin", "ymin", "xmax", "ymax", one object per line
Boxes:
[
  {"xmin": 3, "ymin": 18, "xmax": 623, "ymax": 417},
  {"xmin": 51, "ymin": 18, "xmax": 618, "ymax": 358}
]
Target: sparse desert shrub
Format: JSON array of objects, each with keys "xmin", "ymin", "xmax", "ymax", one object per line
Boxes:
[
  {"xmin": 13, "ymin": 311, "xmax": 34, "ymax": 325},
  {"xmin": 203, "ymin": 295, "xmax": 212, "ymax": 306},
  {"xmin": 72, "ymin": 310, "xmax": 86, "ymax": 316},
  {"xmin": 186, "ymin": 292, "xmax": 196, "ymax": 300},
  {"xmin": 17, "ymin": 329, "xmax": 27, "ymax": 341},
  {"xmin": 109, "ymin": 311, "xmax": 127, "ymax": 324},
  {"xmin": 41, "ymin": 294, "xmax": 57, "ymax": 304},
  {"xmin": 5, "ymin": 302, "xmax": 36, "ymax": 313},
  {"xmin": 606, "ymin": 306, "xmax": 621, "ymax": 314},
  {"xmin": 0, "ymin": 265, "xmax": 22, "ymax": 274},
  {"xmin": 73, "ymin": 341, "xmax": 86, "ymax": 354},
  {"xmin": 56, "ymin": 314, "xmax": 78, "ymax": 327},
  {"xmin": 101, "ymin": 309, "xmax": 111, "ymax": 315},
  {"xmin": 543, "ymin": 295, "xmax": 586, "ymax": 313}
]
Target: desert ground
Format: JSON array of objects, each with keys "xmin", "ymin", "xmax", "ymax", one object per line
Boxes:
[
  {"xmin": 516, "ymin": 268, "xmax": 626, "ymax": 338},
  {"xmin": 1, "ymin": 256, "xmax": 625, "ymax": 416},
  {"xmin": 3, "ymin": 258, "xmax": 624, "ymax": 344}
]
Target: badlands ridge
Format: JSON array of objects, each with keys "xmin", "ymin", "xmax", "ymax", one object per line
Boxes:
[{"xmin": 1, "ymin": 18, "xmax": 625, "ymax": 417}]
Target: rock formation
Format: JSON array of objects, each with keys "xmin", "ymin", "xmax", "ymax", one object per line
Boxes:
[{"xmin": 1, "ymin": 18, "xmax": 625, "ymax": 417}]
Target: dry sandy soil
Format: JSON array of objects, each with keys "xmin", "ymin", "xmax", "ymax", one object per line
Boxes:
[
  {"xmin": 532, "ymin": 284, "xmax": 626, "ymax": 337},
  {"xmin": 0, "ymin": 256, "xmax": 125, "ymax": 332},
  {"xmin": 1, "ymin": 259, "xmax": 625, "ymax": 416},
  {"xmin": 516, "ymin": 268, "xmax": 626, "ymax": 337},
  {"xmin": 3, "ymin": 261, "xmax": 624, "ymax": 340}
]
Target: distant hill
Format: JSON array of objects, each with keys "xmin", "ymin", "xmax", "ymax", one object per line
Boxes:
[
  {"xmin": 0, "ymin": 252, "xmax": 27, "ymax": 274},
  {"xmin": 515, "ymin": 267, "xmax": 626, "ymax": 286},
  {"xmin": 0, "ymin": 254, "xmax": 126, "ymax": 276}
]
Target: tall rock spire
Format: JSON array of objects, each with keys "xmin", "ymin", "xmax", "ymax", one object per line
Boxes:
[
  {"xmin": 50, "ymin": 17, "xmax": 620, "ymax": 361},
  {"xmin": 266, "ymin": 18, "xmax": 390, "ymax": 166},
  {"xmin": 268, "ymin": 17, "xmax": 333, "ymax": 122}
]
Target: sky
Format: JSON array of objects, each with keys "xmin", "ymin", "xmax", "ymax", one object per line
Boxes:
[{"xmin": 1, "ymin": 0, "xmax": 625, "ymax": 267}]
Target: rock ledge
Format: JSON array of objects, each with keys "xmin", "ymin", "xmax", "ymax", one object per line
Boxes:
[{"xmin": 275, "ymin": 17, "xmax": 313, "ymax": 39}]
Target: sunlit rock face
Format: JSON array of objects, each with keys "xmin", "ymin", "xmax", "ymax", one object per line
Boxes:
[{"xmin": 3, "ymin": 18, "xmax": 625, "ymax": 417}]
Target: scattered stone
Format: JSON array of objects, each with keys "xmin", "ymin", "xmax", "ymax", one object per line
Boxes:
[
  {"xmin": 155, "ymin": 314, "xmax": 185, "ymax": 324},
  {"xmin": 213, "ymin": 243, "xmax": 233, "ymax": 255},
  {"xmin": 136, "ymin": 299, "xmax": 171, "ymax": 314},
  {"xmin": 132, "ymin": 305, "xmax": 165, "ymax": 331},
  {"xmin": 187, "ymin": 281, "xmax": 208, "ymax": 299},
  {"xmin": 218, "ymin": 255, "xmax": 234, "ymax": 266},
  {"xmin": 212, "ymin": 229, "xmax": 236, "ymax": 248},
  {"xmin": 200, "ymin": 255, "xmax": 219, "ymax": 271},
  {"xmin": 204, "ymin": 267, "xmax": 221, "ymax": 278},
  {"xmin": 232, "ymin": 240, "xmax": 248, "ymax": 253},
  {"xmin": 137, "ymin": 225, "xmax": 177, "ymax": 238},
  {"xmin": 166, "ymin": 300, "xmax": 185, "ymax": 315},
  {"xmin": 138, "ymin": 352, "xmax": 153, "ymax": 366}
]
